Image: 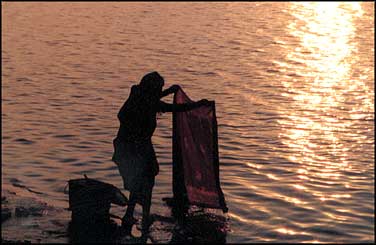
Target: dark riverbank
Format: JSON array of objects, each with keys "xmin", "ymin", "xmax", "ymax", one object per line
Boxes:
[
  {"xmin": 1, "ymin": 184, "xmax": 70, "ymax": 243},
  {"xmin": 2, "ymin": 183, "xmax": 229, "ymax": 243}
]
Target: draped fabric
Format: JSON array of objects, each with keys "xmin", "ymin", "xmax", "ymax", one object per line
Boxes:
[{"xmin": 172, "ymin": 88, "xmax": 227, "ymax": 212}]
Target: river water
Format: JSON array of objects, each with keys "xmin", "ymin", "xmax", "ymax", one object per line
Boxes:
[{"xmin": 2, "ymin": 2, "xmax": 374, "ymax": 243}]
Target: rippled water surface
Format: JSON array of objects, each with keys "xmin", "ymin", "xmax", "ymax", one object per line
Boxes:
[{"xmin": 2, "ymin": 2, "xmax": 374, "ymax": 243}]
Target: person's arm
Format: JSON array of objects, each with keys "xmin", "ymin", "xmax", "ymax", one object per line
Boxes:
[
  {"xmin": 159, "ymin": 99, "xmax": 211, "ymax": 113},
  {"xmin": 160, "ymin": 85, "xmax": 180, "ymax": 98}
]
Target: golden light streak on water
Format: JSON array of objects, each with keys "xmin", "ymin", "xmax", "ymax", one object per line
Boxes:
[
  {"xmin": 275, "ymin": 228, "xmax": 296, "ymax": 235},
  {"xmin": 246, "ymin": 162, "xmax": 262, "ymax": 169},
  {"xmin": 298, "ymin": 175, "xmax": 309, "ymax": 180},
  {"xmin": 266, "ymin": 173, "xmax": 279, "ymax": 180},
  {"xmin": 292, "ymin": 184, "xmax": 307, "ymax": 190},
  {"xmin": 229, "ymin": 212, "xmax": 252, "ymax": 225},
  {"xmin": 275, "ymin": 227, "xmax": 308, "ymax": 235},
  {"xmin": 275, "ymin": 2, "xmax": 369, "ymax": 203}
]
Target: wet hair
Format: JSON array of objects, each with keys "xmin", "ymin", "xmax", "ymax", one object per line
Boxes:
[{"xmin": 139, "ymin": 71, "xmax": 165, "ymax": 94}]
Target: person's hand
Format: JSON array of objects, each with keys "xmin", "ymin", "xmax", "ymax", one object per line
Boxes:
[
  {"xmin": 198, "ymin": 99, "xmax": 211, "ymax": 106},
  {"xmin": 170, "ymin": 84, "xmax": 180, "ymax": 93}
]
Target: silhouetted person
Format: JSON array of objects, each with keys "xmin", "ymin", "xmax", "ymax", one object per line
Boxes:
[{"xmin": 112, "ymin": 71, "xmax": 209, "ymax": 233}]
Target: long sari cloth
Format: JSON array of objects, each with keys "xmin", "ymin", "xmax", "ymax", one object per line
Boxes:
[{"xmin": 173, "ymin": 88, "xmax": 227, "ymax": 212}]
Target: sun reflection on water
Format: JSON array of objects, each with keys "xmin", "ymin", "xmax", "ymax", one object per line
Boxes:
[{"xmin": 275, "ymin": 2, "xmax": 371, "ymax": 203}]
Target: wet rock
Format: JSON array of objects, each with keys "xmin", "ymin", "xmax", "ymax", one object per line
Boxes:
[
  {"xmin": 2, "ymin": 208, "xmax": 12, "ymax": 222},
  {"xmin": 2, "ymin": 196, "xmax": 9, "ymax": 205},
  {"xmin": 15, "ymin": 207, "xmax": 29, "ymax": 217},
  {"xmin": 2, "ymin": 186, "xmax": 70, "ymax": 243}
]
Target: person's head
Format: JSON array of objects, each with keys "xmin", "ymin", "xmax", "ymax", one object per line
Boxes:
[{"xmin": 139, "ymin": 71, "xmax": 165, "ymax": 98}]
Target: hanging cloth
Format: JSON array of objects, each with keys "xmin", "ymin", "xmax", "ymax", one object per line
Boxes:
[{"xmin": 172, "ymin": 88, "xmax": 228, "ymax": 213}]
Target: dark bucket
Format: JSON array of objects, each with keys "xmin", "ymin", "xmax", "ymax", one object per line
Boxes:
[{"xmin": 66, "ymin": 176, "xmax": 127, "ymax": 224}]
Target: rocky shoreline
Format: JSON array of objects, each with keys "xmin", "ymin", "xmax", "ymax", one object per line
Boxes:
[
  {"xmin": 2, "ymin": 184, "xmax": 229, "ymax": 243},
  {"xmin": 1, "ymin": 186, "xmax": 70, "ymax": 243}
]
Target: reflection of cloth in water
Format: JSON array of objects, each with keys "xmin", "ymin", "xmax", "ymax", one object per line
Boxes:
[{"xmin": 112, "ymin": 138, "xmax": 158, "ymax": 204}]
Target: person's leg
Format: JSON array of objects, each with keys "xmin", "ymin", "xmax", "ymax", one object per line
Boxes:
[
  {"xmin": 141, "ymin": 194, "xmax": 151, "ymax": 232},
  {"xmin": 141, "ymin": 180, "xmax": 154, "ymax": 232},
  {"xmin": 122, "ymin": 191, "xmax": 137, "ymax": 226}
]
